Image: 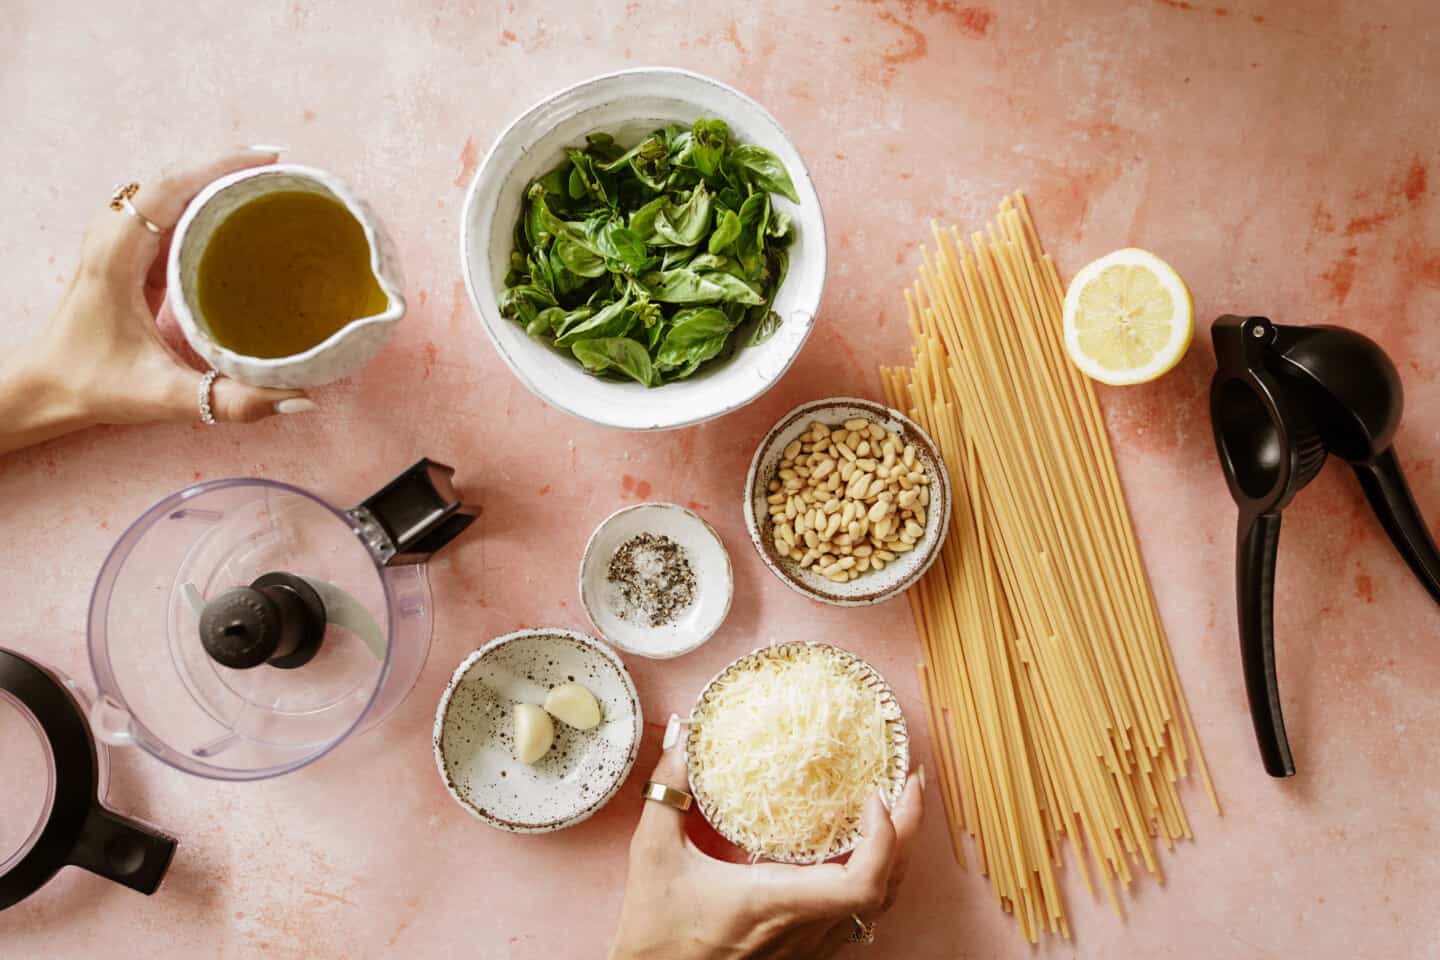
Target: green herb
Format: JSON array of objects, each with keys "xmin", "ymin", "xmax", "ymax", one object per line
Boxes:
[{"xmin": 501, "ymin": 117, "xmax": 800, "ymax": 387}]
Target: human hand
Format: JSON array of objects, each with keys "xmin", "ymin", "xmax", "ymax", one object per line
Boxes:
[
  {"xmin": 607, "ymin": 717, "xmax": 924, "ymax": 960},
  {"xmin": 1, "ymin": 148, "xmax": 314, "ymax": 455}
]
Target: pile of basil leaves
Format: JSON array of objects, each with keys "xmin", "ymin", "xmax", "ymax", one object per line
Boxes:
[{"xmin": 500, "ymin": 117, "xmax": 798, "ymax": 387}]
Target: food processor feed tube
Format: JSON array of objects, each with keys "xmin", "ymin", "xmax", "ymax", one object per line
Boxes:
[
  {"xmin": 1210, "ymin": 316, "xmax": 1440, "ymax": 777},
  {"xmin": 87, "ymin": 459, "xmax": 477, "ymax": 782}
]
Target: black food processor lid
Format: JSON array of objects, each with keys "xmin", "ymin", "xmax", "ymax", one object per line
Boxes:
[{"xmin": 0, "ymin": 649, "xmax": 176, "ymax": 911}]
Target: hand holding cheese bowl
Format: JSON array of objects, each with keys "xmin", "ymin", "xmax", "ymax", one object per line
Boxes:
[{"xmin": 607, "ymin": 716, "xmax": 924, "ymax": 959}]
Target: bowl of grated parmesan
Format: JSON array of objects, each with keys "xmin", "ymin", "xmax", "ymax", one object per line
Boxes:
[{"xmin": 685, "ymin": 641, "xmax": 909, "ymax": 863}]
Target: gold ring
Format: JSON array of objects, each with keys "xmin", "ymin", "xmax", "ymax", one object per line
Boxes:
[
  {"xmin": 641, "ymin": 781, "xmax": 693, "ymax": 812},
  {"xmin": 108, "ymin": 182, "xmax": 164, "ymax": 234},
  {"xmin": 847, "ymin": 914, "xmax": 877, "ymax": 945}
]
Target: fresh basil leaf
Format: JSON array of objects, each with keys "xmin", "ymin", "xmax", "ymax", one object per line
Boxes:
[
  {"xmin": 554, "ymin": 233, "xmax": 607, "ymax": 278},
  {"xmin": 566, "ymin": 150, "xmax": 611, "ymax": 205},
  {"xmin": 586, "ymin": 218, "xmax": 649, "ymax": 272},
  {"xmin": 701, "ymin": 271, "xmax": 764, "ymax": 305},
  {"xmin": 527, "ymin": 306, "xmax": 567, "ymax": 339},
  {"xmin": 640, "ymin": 268, "xmax": 725, "ymax": 303},
  {"xmin": 666, "ymin": 129, "xmax": 695, "ymax": 167},
  {"xmin": 708, "ymin": 207, "xmax": 742, "ymax": 255},
  {"xmin": 552, "ymin": 305, "xmax": 595, "ymax": 338},
  {"xmin": 555, "ymin": 288, "xmax": 635, "ymax": 347},
  {"xmin": 524, "ymin": 183, "xmax": 574, "ymax": 249},
  {"xmin": 572, "ymin": 337, "xmax": 656, "ymax": 386},
  {"xmin": 660, "ymin": 245, "xmax": 699, "ymax": 271},
  {"xmin": 597, "ymin": 134, "xmax": 664, "ymax": 173},
  {"xmin": 498, "ymin": 283, "xmax": 556, "ymax": 319},
  {"xmin": 729, "ymin": 144, "xmax": 800, "ymax": 204},
  {"xmin": 716, "ymin": 186, "xmax": 743, "ymax": 212},
  {"xmin": 691, "ymin": 117, "xmax": 729, "ymax": 177},
  {"xmin": 656, "ymin": 307, "xmax": 732, "ymax": 370},
  {"xmin": 647, "ymin": 319, "xmax": 668, "ymax": 352},
  {"xmin": 629, "ymin": 197, "xmax": 666, "ymax": 242},
  {"xmin": 747, "ymin": 310, "xmax": 783, "ymax": 346},
  {"xmin": 584, "ymin": 131, "xmax": 624, "ymax": 163},
  {"xmin": 687, "ymin": 253, "xmax": 733, "ymax": 274},
  {"xmin": 640, "ymin": 268, "xmax": 762, "ymax": 305},
  {"xmin": 653, "ymin": 183, "xmax": 713, "ymax": 247}
]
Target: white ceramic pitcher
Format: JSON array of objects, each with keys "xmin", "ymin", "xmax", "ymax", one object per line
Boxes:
[{"xmin": 166, "ymin": 164, "xmax": 406, "ymax": 389}]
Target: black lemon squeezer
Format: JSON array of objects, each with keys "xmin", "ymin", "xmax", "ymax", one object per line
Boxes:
[{"xmin": 1210, "ymin": 315, "xmax": 1440, "ymax": 776}]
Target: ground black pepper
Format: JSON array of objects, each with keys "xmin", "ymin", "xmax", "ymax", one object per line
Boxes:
[{"xmin": 606, "ymin": 532, "xmax": 696, "ymax": 627}]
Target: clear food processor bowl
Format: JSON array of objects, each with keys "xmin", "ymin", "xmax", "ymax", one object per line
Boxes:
[{"xmin": 86, "ymin": 477, "xmax": 446, "ymax": 781}]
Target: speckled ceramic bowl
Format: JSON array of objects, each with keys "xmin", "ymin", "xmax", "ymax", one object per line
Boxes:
[
  {"xmin": 579, "ymin": 502, "xmax": 733, "ymax": 660},
  {"xmin": 744, "ymin": 397, "xmax": 952, "ymax": 606},
  {"xmin": 685, "ymin": 642, "xmax": 910, "ymax": 864},
  {"xmin": 433, "ymin": 629, "xmax": 641, "ymax": 833}
]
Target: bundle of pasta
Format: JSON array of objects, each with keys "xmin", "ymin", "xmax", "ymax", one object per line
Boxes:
[{"xmin": 880, "ymin": 194, "xmax": 1218, "ymax": 942}]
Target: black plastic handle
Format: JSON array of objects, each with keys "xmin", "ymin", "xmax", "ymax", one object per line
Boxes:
[
  {"xmin": 68, "ymin": 805, "xmax": 177, "ymax": 895},
  {"xmin": 1354, "ymin": 446, "xmax": 1440, "ymax": 606},
  {"xmin": 1237, "ymin": 511, "xmax": 1295, "ymax": 778}
]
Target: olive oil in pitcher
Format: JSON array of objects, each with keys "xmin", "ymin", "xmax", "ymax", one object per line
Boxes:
[{"xmin": 196, "ymin": 190, "xmax": 387, "ymax": 358}]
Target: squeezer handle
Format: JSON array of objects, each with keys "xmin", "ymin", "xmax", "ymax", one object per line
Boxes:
[
  {"xmin": 1238, "ymin": 511, "xmax": 1295, "ymax": 778},
  {"xmin": 1354, "ymin": 446, "xmax": 1440, "ymax": 607}
]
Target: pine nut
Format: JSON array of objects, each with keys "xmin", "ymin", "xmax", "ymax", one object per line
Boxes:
[{"xmin": 764, "ymin": 414, "xmax": 929, "ymax": 579}]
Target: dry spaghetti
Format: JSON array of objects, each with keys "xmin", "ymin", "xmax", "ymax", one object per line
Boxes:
[{"xmin": 880, "ymin": 194, "xmax": 1218, "ymax": 942}]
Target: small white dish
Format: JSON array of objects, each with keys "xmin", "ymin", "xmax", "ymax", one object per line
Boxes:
[
  {"xmin": 579, "ymin": 502, "xmax": 733, "ymax": 659},
  {"xmin": 744, "ymin": 397, "xmax": 952, "ymax": 606},
  {"xmin": 433, "ymin": 628, "xmax": 642, "ymax": 833},
  {"xmin": 167, "ymin": 164, "xmax": 406, "ymax": 388},
  {"xmin": 459, "ymin": 67, "xmax": 826, "ymax": 431}
]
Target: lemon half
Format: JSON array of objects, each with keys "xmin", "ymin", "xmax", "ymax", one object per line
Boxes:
[{"xmin": 1061, "ymin": 248, "xmax": 1194, "ymax": 386}]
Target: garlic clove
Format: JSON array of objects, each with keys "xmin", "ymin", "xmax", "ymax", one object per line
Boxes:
[
  {"xmin": 544, "ymin": 682, "xmax": 603, "ymax": 730},
  {"xmin": 513, "ymin": 703, "xmax": 555, "ymax": 764}
]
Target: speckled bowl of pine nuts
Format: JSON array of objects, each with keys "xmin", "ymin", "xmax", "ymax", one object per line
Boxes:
[{"xmin": 744, "ymin": 397, "xmax": 951, "ymax": 606}]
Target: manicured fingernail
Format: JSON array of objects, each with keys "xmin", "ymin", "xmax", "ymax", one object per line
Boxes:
[
  {"xmin": 919, "ymin": 764, "xmax": 927, "ymax": 792},
  {"xmin": 662, "ymin": 713, "xmax": 681, "ymax": 751},
  {"xmin": 877, "ymin": 787, "xmax": 892, "ymax": 812},
  {"xmin": 248, "ymin": 144, "xmax": 287, "ymax": 154},
  {"xmin": 275, "ymin": 398, "xmax": 317, "ymax": 414}
]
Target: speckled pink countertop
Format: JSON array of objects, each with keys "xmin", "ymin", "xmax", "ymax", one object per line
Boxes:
[{"xmin": 3, "ymin": 1, "xmax": 1439, "ymax": 957}]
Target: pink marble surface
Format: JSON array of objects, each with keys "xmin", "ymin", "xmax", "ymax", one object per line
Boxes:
[{"xmin": 3, "ymin": 1, "xmax": 1439, "ymax": 957}]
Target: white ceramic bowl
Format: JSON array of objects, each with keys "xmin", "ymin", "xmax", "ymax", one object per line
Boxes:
[
  {"xmin": 460, "ymin": 67, "xmax": 826, "ymax": 431},
  {"xmin": 744, "ymin": 397, "xmax": 952, "ymax": 606},
  {"xmin": 685, "ymin": 641, "xmax": 910, "ymax": 863},
  {"xmin": 579, "ymin": 502, "xmax": 733, "ymax": 659},
  {"xmin": 433, "ymin": 629, "xmax": 642, "ymax": 833}
]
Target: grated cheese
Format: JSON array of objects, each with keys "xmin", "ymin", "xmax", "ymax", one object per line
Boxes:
[{"xmin": 689, "ymin": 644, "xmax": 901, "ymax": 862}]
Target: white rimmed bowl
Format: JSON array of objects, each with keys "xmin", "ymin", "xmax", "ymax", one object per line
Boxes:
[
  {"xmin": 433, "ymin": 629, "xmax": 642, "ymax": 833},
  {"xmin": 685, "ymin": 641, "xmax": 910, "ymax": 863},
  {"xmin": 460, "ymin": 67, "xmax": 826, "ymax": 431},
  {"xmin": 579, "ymin": 502, "xmax": 733, "ymax": 659},
  {"xmin": 744, "ymin": 397, "xmax": 952, "ymax": 606}
]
